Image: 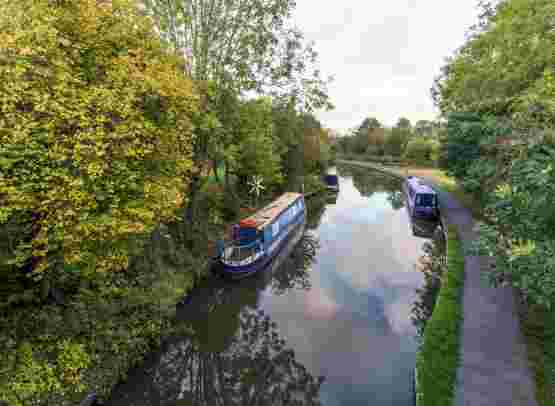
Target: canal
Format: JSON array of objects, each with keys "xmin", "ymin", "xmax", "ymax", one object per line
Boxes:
[{"xmin": 106, "ymin": 164, "xmax": 445, "ymax": 406}]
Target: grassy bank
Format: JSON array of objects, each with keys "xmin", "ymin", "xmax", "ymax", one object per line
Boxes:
[{"xmin": 415, "ymin": 224, "xmax": 465, "ymax": 406}]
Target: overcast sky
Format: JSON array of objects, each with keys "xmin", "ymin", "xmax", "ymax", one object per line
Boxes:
[{"xmin": 292, "ymin": 1, "xmax": 482, "ymax": 132}]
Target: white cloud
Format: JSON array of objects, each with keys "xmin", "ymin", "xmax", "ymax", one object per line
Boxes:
[{"xmin": 293, "ymin": 0, "xmax": 481, "ymax": 130}]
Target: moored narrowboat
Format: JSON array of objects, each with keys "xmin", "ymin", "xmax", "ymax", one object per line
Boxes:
[
  {"xmin": 324, "ymin": 174, "xmax": 339, "ymax": 192},
  {"xmin": 214, "ymin": 192, "xmax": 306, "ymax": 279},
  {"xmin": 403, "ymin": 176, "xmax": 439, "ymax": 219}
]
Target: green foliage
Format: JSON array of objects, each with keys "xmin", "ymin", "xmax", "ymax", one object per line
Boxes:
[
  {"xmin": 432, "ymin": 0, "xmax": 555, "ymax": 127},
  {"xmin": 0, "ymin": 215, "xmax": 202, "ymax": 405},
  {"xmin": 0, "ymin": 0, "xmax": 198, "ymax": 278},
  {"xmin": 416, "ymin": 225, "xmax": 464, "ymax": 406},
  {"xmin": 434, "ymin": 0, "xmax": 555, "ymax": 312},
  {"xmin": 385, "ymin": 127, "xmax": 410, "ymax": 157},
  {"xmin": 227, "ymin": 98, "xmax": 283, "ymax": 193},
  {"xmin": 404, "ymin": 137, "xmax": 440, "ymax": 164},
  {"xmin": 443, "ymin": 113, "xmax": 489, "ymax": 180},
  {"xmin": 0, "ymin": 1, "xmax": 335, "ymax": 405},
  {"xmin": 473, "ymin": 143, "xmax": 555, "ymax": 308}
]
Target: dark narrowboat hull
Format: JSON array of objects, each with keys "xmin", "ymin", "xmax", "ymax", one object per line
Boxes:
[{"xmin": 214, "ymin": 210, "xmax": 306, "ymax": 280}]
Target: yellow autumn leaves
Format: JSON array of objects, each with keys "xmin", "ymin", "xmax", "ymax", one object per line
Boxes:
[{"xmin": 0, "ymin": 0, "xmax": 198, "ymax": 277}]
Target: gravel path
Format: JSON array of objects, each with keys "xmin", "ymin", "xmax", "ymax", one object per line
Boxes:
[{"xmin": 338, "ymin": 160, "xmax": 538, "ymax": 406}]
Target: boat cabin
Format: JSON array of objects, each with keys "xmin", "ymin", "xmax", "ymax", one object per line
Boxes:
[
  {"xmin": 405, "ymin": 176, "xmax": 439, "ymax": 218},
  {"xmin": 324, "ymin": 174, "xmax": 339, "ymax": 191}
]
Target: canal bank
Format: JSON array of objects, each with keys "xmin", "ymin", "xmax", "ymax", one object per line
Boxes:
[{"xmin": 338, "ymin": 159, "xmax": 538, "ymax": 406}]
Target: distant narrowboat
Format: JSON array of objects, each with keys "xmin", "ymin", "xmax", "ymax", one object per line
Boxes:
[
  {"xmin": 324, "ymin": 174, "xmax": 339, "ymax": 192},
  {"xmin": 403, "ymin": 176, "xmax": 439, "ymax": 219},
  {"xmin": 214, "ymin": 193, "xmax": 306, "ymax": 279}
]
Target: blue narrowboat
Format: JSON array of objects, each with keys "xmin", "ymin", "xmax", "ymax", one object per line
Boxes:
[
  {"xmin": 214, "ymin": 192, "xmax": 306, "ymax": 279},
  {"xmin": 403, "ymin": 176, "xmax": 439, "ymax": 219},
  {"xmin": 324, "ymin": 174, "xmax": 339, "ymax": 192}
]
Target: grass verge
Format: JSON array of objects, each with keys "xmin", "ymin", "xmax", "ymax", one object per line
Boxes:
[{"xmin": 415, "ymin": 224, "xmax": 465, "ymax": 406}]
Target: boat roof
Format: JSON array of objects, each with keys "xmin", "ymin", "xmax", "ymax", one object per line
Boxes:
[
  {"xmin": 242, "ymin": 192, "xmax": 302, "ymax": 230},
  {"xmin": 406, "ymin": 177, "xmax": 436, "ymax": 194}
]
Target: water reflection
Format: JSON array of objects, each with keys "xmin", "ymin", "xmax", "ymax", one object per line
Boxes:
[
  {"xmin": 107, "ymin": 223, "xmax": 324, "ymax": 406},
  {"xmin": 337, "ymin": 165, "xmax": 405, "ymax": 210},
  {"xmin": 408, "ymin": 218, "xmax": 440, "ymax": 240},
  {"xmin": 271, "ymin": 232, "xmax": 319, "ymax": 295},
  {"xmin": 410, "ymin": 227, "xmax": 447, "ymax": 342},
  {"xmin": 325, "ymin": 191, "xmax": 338, "ymax": 205},
  {"xmin": 107, "ymin": 165, "xmax": 443, "ymax": 406},
  {"xmin": 305, "ymin": 193, "xmax": 329, "ymax": 230}
]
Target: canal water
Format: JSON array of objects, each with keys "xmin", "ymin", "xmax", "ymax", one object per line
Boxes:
[{"xmin": 106, "ymin": 164, "xmax": 444, "ymax": 406}]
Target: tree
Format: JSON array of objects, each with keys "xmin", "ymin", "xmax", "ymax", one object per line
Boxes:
[
  {"xmin": 396, "ymin": 117, "xmax": 412, "ymax": 130},
  {"xmin": 385, "ymin": 127, "xmax": 409, "ymax": 157},
  {"xmin": 0, "ymin": 2, "xmax": 201, "ymax": 402},
  {"xmin": 142, "ymin": 0, "xmax": 333, "ymax": 229},
  {"xmin": 431, "ymin": 0, "xmax": 555, "ymax": 307},
  {"xmin": 366, "ymin": 127, "xmax": 386, "ymax": 156},
  {"xmin": 0, "ymin": 0, "xmax": 197, "ymax": 279},
  {"xmin": 227, "ymin": 98, "xmax": 283, "ymax": 194},
  {"xmin": 431, "ymin": 0, "xmax": 554, "ymax": 128},
  {"xmin": 356, "ymin": 117, "xmax": 382, "ymax": 136},
  {"xmin": 414, "ymin": 120, "xmax": 434, "ymax": 137}
]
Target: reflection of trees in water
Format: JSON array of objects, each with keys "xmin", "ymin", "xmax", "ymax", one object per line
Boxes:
[
  {"xmin": 410, "ymin": 228, "xmax": 447, "ymax": 342},
  {"xmin": 325, "ymin": 191, "xmax": 338, "ymax": 205},
  {"xmin": 147, "ymin": 308, "xmax": 324, "ymax": 406},
  {"xmin": 337, "ymin": 165, "xmax": 405, "ymax": 210},
  {"xmin": 271, "ymin": 232, "xmax": 320, "ymax": 296},
  {"xmin": 108, "ymin": 226, "xmax": 324, "ymax": 406},
  {"xmin": 305, "ymin": 194, "xmax": 328, "ymax": 230}
]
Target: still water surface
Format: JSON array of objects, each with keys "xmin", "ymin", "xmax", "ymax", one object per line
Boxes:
[{"xmin": 107, "ymin": 165, "xmax": 442, "ymax": 406}]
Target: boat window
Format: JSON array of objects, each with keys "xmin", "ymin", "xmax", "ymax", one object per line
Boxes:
[
  {"xmin": 415, "ymin": 194, "xmax": 436, "ymax": 207},
  {"xmin": 272, "ymin": 221, "xmax": 280, "ymax": 237}
]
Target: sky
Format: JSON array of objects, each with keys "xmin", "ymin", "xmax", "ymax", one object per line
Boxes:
[{"xmin": 292, "ymin": 0, "xmax": 482, "ymax": 132}]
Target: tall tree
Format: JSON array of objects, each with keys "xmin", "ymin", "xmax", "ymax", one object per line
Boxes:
[
  {"xmin": 431, "ymin": 0, "xmax": 554, "ymax": 127},
  {"xmin": 142, "ymin": 0, "xmax": 333, "ymax": 230},
  {"xmin": 356, "ymin": 117, "xmax": 382, "ymax": 136},
  {"xmin": 396, "ymin": 117, "xmax": 412, "ymax": 130},
  {"xmin": 0, "ymin": 0, "xmax": 198, "ymax": 279},
  {"xmin": 414, "ymin": 120, "xmax": 434, "ymax": 136}
]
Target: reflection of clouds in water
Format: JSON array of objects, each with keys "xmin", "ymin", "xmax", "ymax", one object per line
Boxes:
[
  {"xmin": 304, "ymin": 283, "xmax": 340, "ymax": 320},
  {"xmin": 385, "ymin": 289, "xmax": 421, "ymax": 335},
  {"xmin": 258, "ymin": 169, "xmax": 429, "ymax": 405},
  {"xmin": 316, "ymin": 190, "xmax": 425, "ymax": 340}
]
